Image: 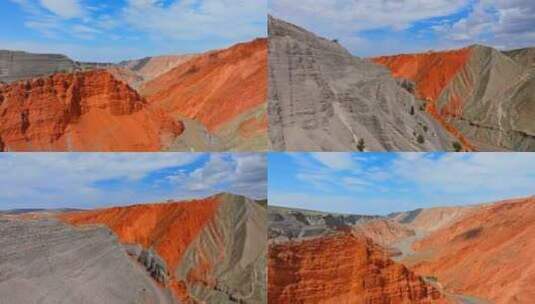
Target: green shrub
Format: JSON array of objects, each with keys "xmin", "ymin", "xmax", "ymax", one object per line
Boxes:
[
  {"xmin": 417, "ymin": 134, "xmax": 425, "ymax": 144},
  {"xmin": 357, "ymin": 138, "xmax": 365, "ymax": 152}
]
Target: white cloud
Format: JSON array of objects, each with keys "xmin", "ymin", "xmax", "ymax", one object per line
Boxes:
[
  {"xmin": 393, "ymin": 153, "xmax": 535, "ymax": 194},
  {"xmin": 277, "ymin": 153, "xmax": 535, "ymax": 214},
  {"xmin": 310, "ymin": 152, "xmax": 358, "ymax": 171},
  {"xmin": 342, "ymin": 177, "xmax": 371, "ymax": 188},
  {"xmin": 0, "ymin": 153, "xmax": 267, "ymax": 209},
  {"xmin": 433, "ymin": 0, "xmax": 535, "ymax": 49},
  {"xmin": 270, "ymin": 0, "xmax": 466, "ymax": 32},
  {"xmin": 39, "ymin": 0, "xmax": 83, "ymax": 18},
  {"xmin": 167, "ymin": 153, "xmax": 267, "ymax": 199},
  {"xmin": 270, "ymin": 0, "xmax": 535, "ymax": 55},
  {"xmin": 122, "ymin": 0, "xmax": 266, "ymax": 41},
  {"xmin": 6, "ymin": 0, "xmax": 266, "ymax": 61},
  {"xmin": 184, "ymin": 154, "xmax": 235, "ymax": 191},
  {"xmin": 269, "ymin": 0, "xmax": 467, "ymax": 54},
  {"xmin": 269, "ymin": 192, "xmax": 400, "ymax": 215}
]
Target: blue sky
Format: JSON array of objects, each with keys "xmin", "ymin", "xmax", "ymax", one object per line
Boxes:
[
  {"xmin": 0, "ymin": 0, "xmax": 266, "ymax": 62},
  {"xmin": 0, "ymin": 153, "xmax": 266, "ymax": 210},
  {"xmin": 270, "ymin": 0, "xmax": 535, "ymax": 56},
  {"xmin": 269, "ymin": 153, "xmax": 535, "ymax": 215}
]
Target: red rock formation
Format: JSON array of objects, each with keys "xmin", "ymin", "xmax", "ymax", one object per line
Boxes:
[
  {"xmin": 0, "ymin": 69, "xmax": 183, "ymax": 151},
  {"xmin": 409, "ymin": 197, "xmax": 535, "ymax": 303},
  {"xmin": 59, "ymin": 197, "xmax": 222, "ymax": 302},
  {"xmin": 238, "ymin": 112, "xmax": 268, "ymax": 139},
  {"xmin": 109, "ymin": 54, "xmax": 197, "ymax": 89},
  {"xmin": 269, "ymin": 232, "xmax": 444, "ymax": 304},
  {"xmin": 425, "ymin": 98, "xmax": 476, "ymax": 151},
  {"xmin": 373, "ymin": 48, "xmax": 474, "ymax": 151},
  {"xmin": 372, "ymin": 48, "xmax": 471, "ymax": 102},
  {"xmin": 142, "ymin": 38, "xmax": 267, "ymax": 133},
  {"xmin": 353, "ymin": 218, "xmax": 415, "ymax": 247}
]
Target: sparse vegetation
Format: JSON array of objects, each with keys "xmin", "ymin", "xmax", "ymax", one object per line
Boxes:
[
  {"xmin": 419, "ymin": 104, "xmax": 426, "ymax": 111},
  {"xmin": 452, "ymin": 141, "xmax": 462, "ymax": 152},
  {"xmin": 417, "ymin": 134, "xmax": 425, "ymax": 144},
  {"xmin": 422, "ymin": 125, "xmax": 428, "ymax": 133},
  {"xmin": 410, "ymin": 106, "xmax": 415, "ymax": 115},
  {"xmin": 357, "ymin": 138, "xmax": 365, "ymax": 152}
]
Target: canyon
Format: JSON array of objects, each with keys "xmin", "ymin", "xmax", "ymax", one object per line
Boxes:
[
  {"xmin": 268, "ymin": 196, "xmax": 535, "ymax": 303},
  {"xmin": 0, "ymin": 38, "xmax": 267, "ymax": 151},
  {"xmin": 0, "ymin": 193, "xmax": 267, "ymax": 304}
]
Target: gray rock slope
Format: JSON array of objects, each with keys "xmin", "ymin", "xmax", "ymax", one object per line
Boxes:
[
  {"xmin": 437, "ymin": 45, "xmax": 535, "ymax": 151},
  {"xmin": 268, "ymin": 16, "xmax": 454, "ymax": 151},
  {"xmin": 503, "ymin": 47, "xmax": 535, "ymax": 69},
  {"xmin": 0, "ymin": 50, "xmax": 77, "ymax": 83},
  {"xmin": 177, "ymin": 194, "xmax": 267, "ymax": 304},
  {"xmin": 268, "ymin": 206, "xmax": 379, "ymax": 242},
  {"xmin": 0, "ymin": 219, "xmax": 174, "ymax": 304}
]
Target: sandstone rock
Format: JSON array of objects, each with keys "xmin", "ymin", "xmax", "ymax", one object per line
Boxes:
[
  {"xmin": 269, "ymin": 196, "xmax": 535, "ymax": 303},
  {"xmin": 0, "ymin": 39, "xmax": 268, "ymax": 152},
  {"xmin": 0, "ymin": 50, "xmax": 77, "ymax": 83},
  {"xmin": 269, "ymin": 232, "xmax": 444, "ymax": 303},
  {"xmin": 0, "ymin": 69, "xmax": 183, "ymax": 151},
  {"xmin": 60, "ymin": 193, "xmax": 266, "ymax": 303},
  {"xmin": 114, "ymin": 54, "xmax": 197, "ymax": 88},
  {"xmin": 410, "ymin": 197, "xmax": 535, "ymax": 303},
  {"xmin": 374, "ymin": 45, "xmax": 535, "ymax": 151},
  {"xmin": 142, "ymin": 39, "xmax": 266, "ymax": 131},
  {"xmin": 176, "ymin": 193, "xmax": 267, "ymax": 303},
  {"xmin": 0, "ymin": 219, "xmax": 175, "ymax": 304},
  {"xmin": 268, "ymin": 16, "xmax": 454, "ymax": 151},
  {"xmin": 504, "ymin": 47, "xmax": 535, "ymax": 68},
  {"xmin": 268, "ymin": 206, "xmax": 379, "ymax": 241}
]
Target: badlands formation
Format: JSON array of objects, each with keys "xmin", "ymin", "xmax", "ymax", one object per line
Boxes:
[
  {"xmin": 0, "ymin": 38, "xmax": 267, "ymax": 151},
  {"xmin": 268, "ymin": 196, "xmax": 535, "ymax": 303},
  {"xmin": 373, "ymin": 45, "xmax": 535, "ymax": 151},
  {"xmin": 268, "ymin": 16, "xmax": 454, "ymax": 151},
  {"xmin": 0, "ymin": 193, "xmax": 267, "ymax": 304},
  {"xmin": 268, "ymin": 16, "xmax": 535, "ymax": 151}
]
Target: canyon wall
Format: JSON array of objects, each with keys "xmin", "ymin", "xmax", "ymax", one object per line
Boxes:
[
  {"xmin": 142, "ymin": 39, "xmax": 268, "ymax": 151},
  {"xmin": 0, "ymin": 69, "xmax": 183, "ymax": 151},
  {"xmin": 409, "ymin": 197, "xmax": 535, "ymax": 303},
  {"xmin": 374, "ymin": 45, "xmax": 535, "ymax": 151},
  {"xmin": 268, "ymin": 16, "xmax": 453, "ymax": 151},
  {"xmin": 0, "ymin": 37, "xmax": 268, "ymax": 152},
  {"xmin": 268, "ymin": 206, "xmax": 445, "ymax": 303},
  {"xmin": 0, "ymin": 218, "xmax": 175, "ymax": 304},
  {"xmin": 60, "ymin": 193, "xmax": 266, "ymax": 303},
  {"xmin": 110, "ymin": 54, "xmax": 197, "ymax": 89},
  {"xmin": 269, "ymin": 232, "xmax": 444, "ymax": 303}
]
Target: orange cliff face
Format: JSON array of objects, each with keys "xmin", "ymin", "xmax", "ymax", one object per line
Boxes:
[
  {"xmin": 142, "ymin": 38, "xmax": 267, "ymax": 133},
  {"xmin": 372, "ymin": 48, "xmax": 471, "ymax": 102},
  {"xmin": 268, "ymin": 233, "xmax": 445, "ymax": 304},
  {"xmin": 409, "ymin": 197, "xmax": 535, "ymax": 303},
  {"xmin": 372, "ymin": 48, "xmax": 474, "ymax": 150},
  {"xmin": 59, "ymin": 197, "xmax": 222, "ymax": 302},
  {"xmin": 0, "ymin": 69, "xmax": 183, "ymax": 151}
]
